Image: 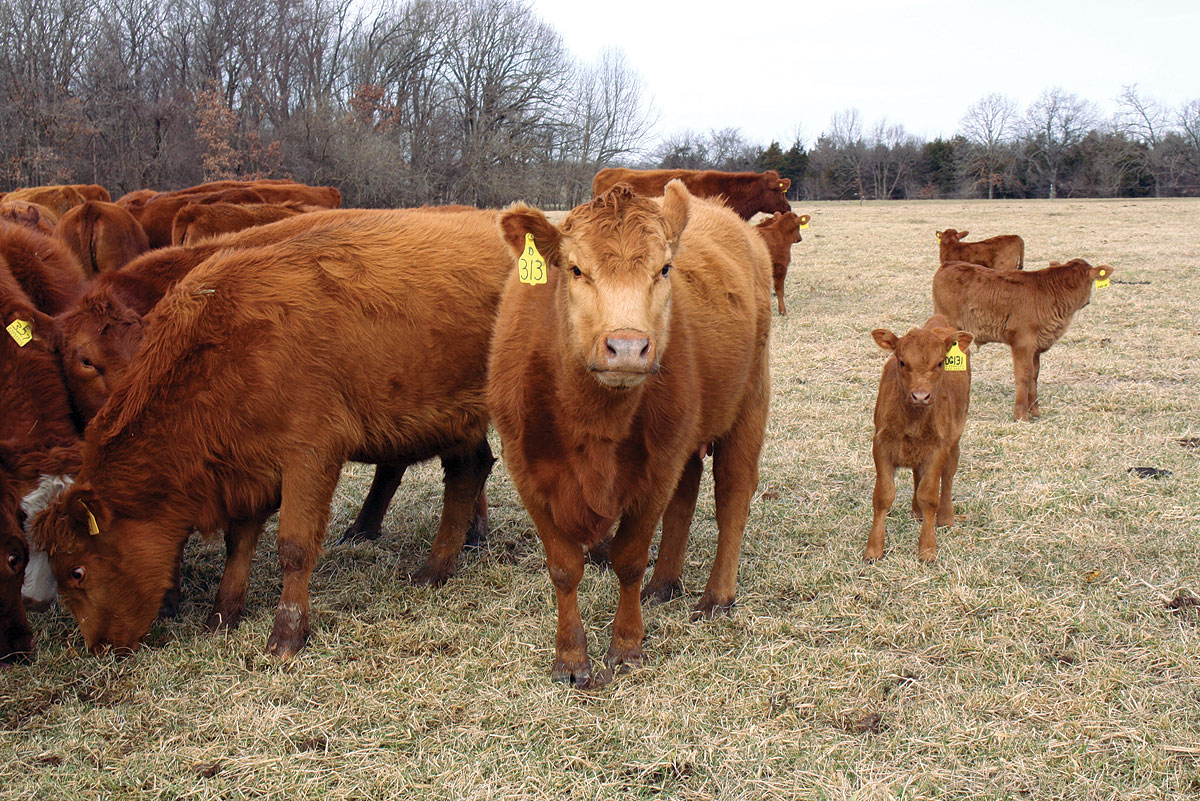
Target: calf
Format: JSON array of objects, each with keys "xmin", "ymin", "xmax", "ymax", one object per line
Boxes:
[
  {"xmin": 54, "ymin": 201, "xmax": 150, "ymax": 276},
  {"xmin": 592, "ymin": 168, "xmax": 791, "ymax": 220},
  {"xmin": 133, "ymin": 188, "xmax": 269, "ymax": 248},
  {"xmin": 866, "ymin": 315, "xmax": 973, "ymax": 562},
  {"xmin": 932, "ymin": 258, "xmax": 1113, "ymax": 420},
  {"xmin": 489, "ymin": 181, "xmax": 772, "ymax": 687},
  {"xmin": 33, "ymin": 208, "xmax": 513, "ymax": 657},
  {"xmin": 171, "ymin": 202, "xmax": 308, "ymax": 246},
  {"xmin": 0, "ymin": 200, "xmax": 58, "ymax": 235},
  {"xmin": 754, "ymin": 211, "xmax": 809, "ymax": 314},
  {"xmin": 936, "ymin": 229, "xmax": 1024, "ymax": 270},
  {"xmin": 4, "ymin": 185, "xmax": 107, "ymax": 216}
]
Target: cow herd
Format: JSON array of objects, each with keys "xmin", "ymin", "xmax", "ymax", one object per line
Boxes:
[{"xmin": 0, "ymin": 170, "xmax": 1112, "ymax": 690}]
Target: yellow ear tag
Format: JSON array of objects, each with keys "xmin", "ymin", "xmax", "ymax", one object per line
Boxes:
[
  {"xmin": 6, "ymin": 318, "xmax": 32, "ymax": 347},
  {"xmin": 935, "ymin": 232, "xmax": 941, "ymax": 241},
  {"xmin": 519, "ymin": 233, "xmax": 547, "ymax": 285},
  {"xmin": 798, "ymin": 215, "xmax": 810, "ymax": 230},
  {"xmin": 944, "ymin": 343, "xmax": 967, "ymax": 372},
  {"xmin": 1094, "ymin": 269, "xmax": 1110, "ymax": 289},
  {"xmin": 80, "ymin": 502, "xmax": 100, "ymax": 536}
]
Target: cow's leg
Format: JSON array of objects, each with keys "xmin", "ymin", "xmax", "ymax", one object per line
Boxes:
[
  {"xmin": 1028, "ymin": 351, "xmax": 1042, "ymax": 418},
  {"xmin": 1010, "ymin": 339, "xmax": 1038, "ymax": 421},
  {"xmin": 641, "ymin": 453, "xmax": 703, "ymax": 605},
  {"xmin": 157, "ymin": 539, "xmax": 186, "ymax": 619},
  {"xmin": 937, "ymin": 441, "xmax": 959, "ymax": 527},
  {"xmin": 206, "ymin": 516, "xmax": 267, "ymax": 632},
  {"xmin": 696, "ymin": 368, "xmax": 769, "ymax": 619},
  {"xmin": 411, "ymin": 438, "xmax": 494, "ymax": 586},
  {"xmin": 865, "ymin": 442, "xmax": 895, "ymax": 562},
  {"xmin": 267, "ymin": 463, "xmax": 340, "ymax": 658},
  {"xmin": 527, "ymin": 503, "xmax": 590, "ymax": 688},
  {"xmin": 465, "ymin": 488, "xmax": 489, "ymax": 549},
  {"xmin": 607, "ymin": 493, "xmax": 674, "ymax": 674},
  {"xmin": 915, "ymin": 451, "xmax": 949, "ymax": 562},
  {"xmin": 774, "ymin": 272, "xmax": 787, "ymax": 315},
  {"xmin": 336, "ymin": 461, "xmax": 407, "ymax": 544},
  {"xmin": 911, "ymin": 465, "xmax": 924, "ymax": 518}
]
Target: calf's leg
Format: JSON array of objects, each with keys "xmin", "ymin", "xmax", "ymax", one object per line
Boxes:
[
  {"xmin": 1028, "ymin": 351, "xmax": 1042, "ymax": 418},
  {"xmin": 206, "ymin": 516, "xmax": 267, "ymax": 632},
  {"xmin": 607, "ymin": 497, "xmax": 673, "ymax": 674},
  {"xmin": 936, "ymin": 442, "xmax": 959, "ymax": 527},
  {"xmin": 865, "ymin": 442, "xmax": 895, "ymax": 561},
  {"xmin": 411, "ymin": 438, "xmax": 494, "ymax": 586},
  {"xmin": 642, "ymin": 452, "xmax": 703, "ymax": 605},
  {"xmin": 1010, "ymin": 339, "xmax": 1038, "ymax": 421},
  {"xmin": 915, "ymin": 451, "xmax": 949, "ymax": 562},
  {"xmin": 337, "ymin": 461, "xmax": 407, "ymax": 544},
  {"xmin": 527, "ymin": 502, "xmax": 590, "ymax": 688},
  {"xmin": 774, "ymin": 271, "xmax": 787, "ymax": 315}
]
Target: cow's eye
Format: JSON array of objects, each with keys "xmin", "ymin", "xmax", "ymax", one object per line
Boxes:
[
  {"xmin": 79, "ymin": 356, "xmax": 94, "ymax": 369},
  {"xmin": 897, "ymin": 359, "xmax": 906, "ymax": 368},
  {"xmin": 661, "ymin": 263, "xmax": 672, "ymax": 277},
  {"xmin": 570, "ymin": 265, "xmax": 582, "ymax": 277},
  {"xmin": 70, "ymin": 566, "xmax": 86, "ymax": 582},
  {"xmin": 7, "ymin": 553, "xmax": 19, "ymax": 569}
]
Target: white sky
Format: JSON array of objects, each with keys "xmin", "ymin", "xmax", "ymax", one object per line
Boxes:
[{"xmin": 528, "ymin": 0, "xmax": 1200, "ymax": 149}]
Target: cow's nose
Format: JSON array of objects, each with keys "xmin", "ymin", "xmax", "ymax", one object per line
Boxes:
[
  {"xmin": 595, "ymin": 330, "xmax": 655, "ymax": 373},
  {"xmin": 909, "ymin": 390, "xmax": 932, "ymax": 405}
]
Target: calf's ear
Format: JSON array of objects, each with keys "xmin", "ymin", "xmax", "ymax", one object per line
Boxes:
[
  {"xmin": 498, "ymin": 204, "xmax": 561, "ymax": 265},
  {"xmin": 958, "ymin": 230, "xmax": 969, "ymax": 238},
  {"xmin": 779, "ymin": 177, "xmax": 791, "ymax": 192},
  {"xmin": 1091, "ymin": 264, "xmax": 1114, "ymax": 281},
  {"xmin": 64, "ymin": 483, "xmax": 109, "ymax": 537},
  {"xmin": 938, "ymin": 329, "xmax": 973, "ymax": 351},
  {"xmin": 871, "ymin": 329, "xmax": 898, "ymax": 352},
  {"xmin": 661, "ymin": 180, "xmax": 691, "ymax": 248}
]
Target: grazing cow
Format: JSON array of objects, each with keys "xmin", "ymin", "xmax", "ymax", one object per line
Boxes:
[
  {"xmin": 0, "ymin": 468, "xmax": 32, "ymax": 664},
  {"xmin": 932, "ymin": 258, "xmax": 1113, "ymax": 420},
  {"xmin": 134, "ymin": 188, "xmax": 276, "ymax": 249},
  {"xmin": 591, "ymin": 168, "xmax": 791, "ymax": 220},
  {"xmin": 32, "ymin": 208, "xmax": 513, "ymax": 656},
  {"xmin": 171, "ymin": 202, "xmax": 308, "ymax": 246},
  {"xmin": 54, "ymin": 201, "xmax": 150, "ymax": 276},
  {"xmin": 754, "ymin": 211, "xmax": 809, "ymax": 314},
  {"xmin": 488, "ymin": 181, "xmax": 772, "ymax": 687},
  {"xmin": 0, "ymin": 222, "xmax": 85, "ymax": 314},
  {"xmin": 865, "ymin": 315, "xmax": 973, "ymax": 563},
  {"xmin": 5, "ymin": 185, "xmax": 108, "ymax": 216},
  {"xmin": 114, "ymin": 189, "xmax": 158, "ymax": 210},
  {"xmin": 936, "ymin": 229, "xmax": 1024, "ymax": 270},
  {"xmin": 0, "ymin": 200, "xmax": 58, "ymax": 235}
]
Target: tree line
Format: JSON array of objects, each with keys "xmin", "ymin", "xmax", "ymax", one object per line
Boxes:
[{"xmin": 1, "ymin": 0, "xmax": 1196, "ymax": 205}]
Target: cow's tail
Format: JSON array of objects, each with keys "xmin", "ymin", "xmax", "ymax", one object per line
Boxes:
[
  {"xmin": 79, "ymin": 201, "xmax": 101, "ymax": 277},
  {"xmin": 1019, "ymin": 239, "xmax": 1025, "ymax": 269}
]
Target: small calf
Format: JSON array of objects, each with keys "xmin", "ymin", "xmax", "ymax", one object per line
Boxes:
[
  {"xmin": 937, "ymin": 229, "xmax": 1024, "ymax": 270},
  {"xmin": 754, "ymin": 211, "xmax": 808, "ymax": 314},
  {"xmin": 866, "ymin": 315, "xmax": 973, "ymax": 562}
]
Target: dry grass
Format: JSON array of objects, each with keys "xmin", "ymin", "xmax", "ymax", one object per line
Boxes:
[{"xmin": 3, "ymin": 198, "xmax": 1199, "ymax": 800}]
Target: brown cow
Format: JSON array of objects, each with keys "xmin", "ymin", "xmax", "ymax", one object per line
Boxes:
[
  {"xmin": 4, "ymin": 185, "xmax": 109, "ymax": 216},
  {"xmin": 0, "ymin": 200, "xmax": 59, "ymax": 235},
  {"xmin": 936, "ymin": 229, "xmax": 1024, "ymax": 270},
  {"xmin": 489, "ymin": 181, "xmax": 772, "ymax": 687},
  {"xmin": 54, "ymin": 201, "xmax": 150, "ymax": 276},
  {"xmin": 114, "ymin": 189, "xmax": 158, "ymax": 210},
  {"xmin": 133, "ymin": 188, "xmax": 270, "ymax": 249},
  {"xmin": 33, "ymin": 208, "xmax": 513, "ymax": 656},
  {"xmin": 591, "ymin": 168, "xmax": 791, "ymax": 220},
  {"xmin": 754, "ymin": 211, "xmax": 809, "ymax": 314},
  {"xmin": 932, "ymin": 258, "xmax": 1113, "ymax": 420},
  {"xmin": 0, "ymin": 222, "xmax": 85, "ymax": 314},
  {"xmin": 171, "ymin": 202, "xmax": 308, "ymax": 246},
  {"xmin": 865, "ymin": 315, "xmax": 973, "ymax": 563},
  {"xmin": 0, "ymin": 467, "xmax": 32, "ymax": 664}
]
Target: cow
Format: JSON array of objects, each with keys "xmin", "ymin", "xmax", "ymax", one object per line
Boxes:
[
  {"xmin": 132, "ymin": 188, "xmax": 270, "ymax": 249},
  {"xmin": 171, "ymin": 202, "xmax": 309, "ymax": 246},
  {"xmin": 4, "ymin": 185, "xmax": 109, "ymax": 216},
  {"xmin": 488, "ymin": 181, "xmax": 772, "ymax": 688},
  {"xmin": 54, "ymin": 201, "xmax": 151, "ymax": 276},
  {"xmin": 865, "ymin": 315, "xmax": 973, "ymax": 563},
  {"xmin": 0, "ymin": 200, "xmax": 59, "ymax": 235},
  {"xmin": 936, "ymin": 229, "xmax": 1024, "ymax": 270},
  {"xmin": 32, "ymin": 208, "xmax": 514, "ymax": 657},
  {"xmin": 591, "ymin": 168, "xmax": 791, "ymax": 220},
  {"xmin": 932, "ymin": 258, "xmax": 1113, "ymax": 421},
  {"xmin": 754, "ymin": 211, "xmax": 809, "ymax": 314},
  {"xmin": 0, "ymin": 468, "xmax": 32, "ymax": 664},
  {"xmin": 0, "ymin": 221, "xmax": 85, "ymax": 314}
]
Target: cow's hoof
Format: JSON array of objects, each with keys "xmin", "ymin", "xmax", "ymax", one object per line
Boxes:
[
  {"xmin": 640, "ymin": 579, "xmax": 683, "ymax": 605},
  {"xmin": 266, "ymin": 605, "xmax": 308, "ymax": 658},
  {"xmin": 690, "ymin": 592, "xmax": 735, "ymax": 621},
  {"xmin": 266, "ymin": 631, "xmax": 306, "ymax": 659},
  {"xmin": 551, "ymin": 656, "xmax": 593, "ymax": 689},
  {"xmin": 464, "ymin": 517, "xmax": 488, "ymax": 549},
  {"xmin": 604, "ymin": 643, "xmax": 644, "ymax": 674},
  {"xmin": 205, "ymin": 607, "xmax": 242, "ymax": 633},
  {"xmin": 863, "ymin": 547, "xmax": 883, "ymax": 562},
  {"xmin": 409, "ymin": 561, "xmax": 452, "ymax": 588},
  {"xmin": 335, "ymin": 525, "xmax": 381, "ymax": 546},
  {"xmin": 918, "ymin": 548, "xmax": 938, "ymax": 563}
]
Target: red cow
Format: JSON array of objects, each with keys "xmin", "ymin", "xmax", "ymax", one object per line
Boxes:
[
  {"xmin": 0, "ymin": 200, "xmax": 58, "ymax": 235},
  {"xmin": 132, "ymin": 188, "xmax": 269, "ymax": 249},
  {"xmin": 933, "ymin": 258, "xmax": 1113, "ymax": 420},
  {"xmin": 0, "ymin": 467, "xmax": 32, "ymax": 664},
  {"xmin": 591, "ymin": 168, "xmax": 791, "ymax": 220},
  {"xmin": 33, "ymin": 208, "xmax": 513, "ymax": 656},
  {"xmin": 54, "ymin": 201, "xmax": 151, "ymax": 276},
  {"xmin": 4, "ymin": 185, "xmax": 108, "ymax": 216},
  {"xmin": 171, "ymin": 202, "xmax": 309, "ymax": 246},
  {"xmin": 488, "ymin": 181, "xmax": 772, "ymax": 687},
  {"xmin": 936, "ymin": 229, "xmax": 1024, "ymax": 270},
  {"xmin": 754, "ymin": 211, "xmax": 809, "ymax": 314},
  {"xmin": 865, "ymin": 315, "xmax": 973, "ymax": 562},
  {"xmin": 0, "ymin": 222, "xmax": 84, "ymax": 314}
]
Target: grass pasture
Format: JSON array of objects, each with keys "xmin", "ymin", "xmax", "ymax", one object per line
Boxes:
[{"xmin": 3, "ymin": 197, "xmax": 1199, "ymax": 799}]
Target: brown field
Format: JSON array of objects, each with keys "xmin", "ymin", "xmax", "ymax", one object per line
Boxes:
[{"xmin": 3, "ymin": 198, "xmax": 1199, "ymax": 799}]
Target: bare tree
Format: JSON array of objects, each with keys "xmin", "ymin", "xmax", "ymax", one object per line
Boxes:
[
  {"xmin": 1021, "ymin": 87, "xmax": 1097, "ymax": 198},
  {"xmin": 863, "ymin": 120, "xmax": 917, "ymax": 199},
  {"xmin": 959, "ymin": 92, "xmax": 1016, "ymax": 199},
  {"xmin": 1115, "ymin": 84, "xmax": 1171, "ymax": 196}
]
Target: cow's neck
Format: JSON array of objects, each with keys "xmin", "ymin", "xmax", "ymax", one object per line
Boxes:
[{"xmin": 555, "ymin": 353, "xmax": 647, "ymax": 442}]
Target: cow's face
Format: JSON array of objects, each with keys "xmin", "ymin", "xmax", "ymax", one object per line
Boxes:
[
  {"xmin": 873, "ymin": 326, "xmax": 973, "ymax": 407},
  {"xmin": 499, "ymin": 182, "xmax": 690, "ymax": 390},
  {"xmin": 35, "ymin": 488, "xmax": 172, "ymax": 654},
  {"xmin": 55, "ymin": 296, "xmax": 145, "ymax": 422},
  {"xmin": 760, "ymin": 173, "xmax": 791, "ymax": 214}
]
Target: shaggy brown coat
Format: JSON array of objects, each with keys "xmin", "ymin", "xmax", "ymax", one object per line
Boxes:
[
  {"xmin": 171, "ymin": 202, "xmax": 311, "ymax": 245},
  {"xmin": 489, "ymin": 181, "xmax": 772, "ymax": 687},
  {"xmin": 932, "ymin": 258, "xmax": 1112, "ymax": 420},
  {"xmin": 591, "ymin": 168, "xmax": 791, "ymax": 220},
  {"xmin": 0, "ymin": 200, "xmax": 58, "ymax": 235},
  {"xmin": 4, "ymin": 185, "xmax": 109, "ymax": 216},
  {"xmin": 54, "ymin": 201, "xmax": 150, "ymax": 276},
  {"xmin": 936, "ymin": 229, "xmax": 1024, "ymax": 270}
]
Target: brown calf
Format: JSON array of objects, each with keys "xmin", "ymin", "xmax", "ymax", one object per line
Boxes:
[
  {"xmin": 866, "ymin": 315, "xmax": 973, "ymax": 562},
  {"xmin": 4, "ymin": 185, "xmax": 109, "ymax": 216},
  {"xmin": 54, "ymin": 201, "xmax": 150, "ymax": 276},
  {"xmin": 933, "ymin": 258, "xmax": 1112, "ymax": 420},
  {"xmin": 0, "ymin": 200, "xmax": 58, "ymax": 235},
  {"xmin": 936, "ymin": 229, "xmax": 1024, "ymax": 270},
  {"xmin": 591, "ymin": 168, "xmax": 791, "ymax": 220},
  {"xmin": 754, "ymin": 211, "xmax": 809, "ymax": 314},
  {"xmin": 133, "ymin": 188, "xmax": 269, "ymax": 249},
  {"xmin": 489, "ymin": 181, "xmax": 772, "ymax": 687},
  {"xmin": 171, "ymin": 202, "xmax": 308, "ymax": 246},
  {"xmin": 33, "ymin": 208, "xmax": 513, "ymax": 657}
]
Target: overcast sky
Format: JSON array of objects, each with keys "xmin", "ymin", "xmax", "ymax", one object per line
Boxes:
[{"xmin": 528, "ymin": 0, "xmax": 1200, "ymax": 150}]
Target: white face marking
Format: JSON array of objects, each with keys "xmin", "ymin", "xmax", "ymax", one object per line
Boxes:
[{"xmin": 20, "ymin": 474, "xmax": 73, "ymax": 607}]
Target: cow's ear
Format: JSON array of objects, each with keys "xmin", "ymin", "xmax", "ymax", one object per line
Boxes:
[
  {"xmin": 871, "ymin": 329, "xmax": 898, "ymax": 352},
  {"xmin": 958, "ymin": 230, "xmax": 968, "ymax": 238},
  {"xmin": 779, "ymin": 177, "xmax": 791, "ymax": 192},
  {"xmin": 661, "ymin": 180, "xmax": 691, "ymax": 248},
  {"xmin": 64, "ymin": 483, "xmax": 109, "ymax": 537},
  {"xmin": 5, "ymin": 309, "xmax": 59, "ymax": 353},
  {"xmin": 498, "ymin": 203, "xmax": 561, "ymax": 265},
  {"xmin": 954, "ymin": 331, "xmax": 973, "ymax": 351},
  {"xmin": 935, "ymin": 328, "xmax": 972, "ymax": 351},
  {"xmin": 1091, "ymin": 264, "xmax": 1114, "ymax": 281}
]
